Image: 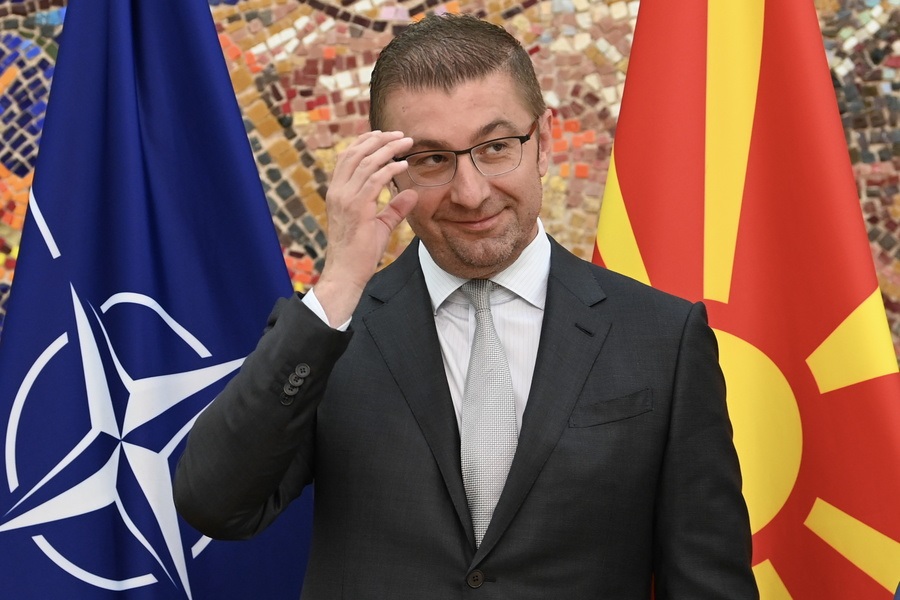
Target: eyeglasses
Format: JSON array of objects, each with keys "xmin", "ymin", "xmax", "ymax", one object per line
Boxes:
[{"xmin": 394, "ymin": 121, "xmax": 538, "ymax": 187}]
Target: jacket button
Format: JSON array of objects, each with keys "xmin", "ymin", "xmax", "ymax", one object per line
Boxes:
[
  {"xmin": 466, "ymin": 570, "xmax": 484, "ymax": 589},
  {"xmin": 281, "ymin": 382, "xmax": 299, "ymax": 405},
  {"xmin": 295, "ymin": 363, "xmax": 311, "ymax": 377},
  {"xmin": 288, "ymin": 372, "xmax": 305, "ymax": 386}
]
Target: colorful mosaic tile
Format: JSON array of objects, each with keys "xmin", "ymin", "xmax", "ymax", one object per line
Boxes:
[
  {"xmin": 0, "ymin": 3, "xmax": 60, "ymax": 319},
  {"xmin": 822, "ymin": 0, "xmax": 900, "ymax": 355},
  {"xmin": 0, "ymin": 0, "xmax": 898, "ymax": 359}
]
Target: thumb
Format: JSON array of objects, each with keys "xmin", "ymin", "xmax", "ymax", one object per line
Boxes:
[{"xmin": 376, "ymin": 189, "xmax": 419, "ymax": 232}]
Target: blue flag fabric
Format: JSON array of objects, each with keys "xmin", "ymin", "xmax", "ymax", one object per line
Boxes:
[{"xmin": 0, "ymin": 1, "xmax": 312, "ymax": 598}]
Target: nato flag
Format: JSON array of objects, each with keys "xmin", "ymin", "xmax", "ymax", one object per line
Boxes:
[{"xmin": 0, "ymin": 0, "xmax": 312, "ymax": 598}]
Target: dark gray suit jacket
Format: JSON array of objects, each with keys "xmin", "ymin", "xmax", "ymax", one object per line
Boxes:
[{"xmin": 174, "ymin": 236, "xmax": 757, "ymax": 599}]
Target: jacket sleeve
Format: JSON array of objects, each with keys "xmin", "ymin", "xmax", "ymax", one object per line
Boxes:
[
  {"xmin": 653, "ymin": 302, "xmax": 759, "ymax": 598},
  {"xmin": 173, "ymin": 294, "xmax": 352, "ymax": 540}
]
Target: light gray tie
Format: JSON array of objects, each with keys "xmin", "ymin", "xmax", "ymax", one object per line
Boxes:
[{"xmin": 460, "ymin": 279, "xmax": 518, "ymax": 547}]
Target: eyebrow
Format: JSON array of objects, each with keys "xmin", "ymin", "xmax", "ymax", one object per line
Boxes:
[{"xmin": 407, "ymin": 119, "xmax": 522, "ymax": 153}]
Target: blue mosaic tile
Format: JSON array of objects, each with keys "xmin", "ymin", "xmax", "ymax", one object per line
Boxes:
[{"xmin": 0, "ymin": 32, "xmax": 52, "ymax": 177}]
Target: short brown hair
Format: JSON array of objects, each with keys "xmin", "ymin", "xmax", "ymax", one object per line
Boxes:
[{"xmin": 369, "ymin": 14, "xmax": 546, "ymax": 131}]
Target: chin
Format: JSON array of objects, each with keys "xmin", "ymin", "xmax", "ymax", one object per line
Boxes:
[{"xmin": 450, "ymin": 237, "xmax": 518, "ymax": 272}]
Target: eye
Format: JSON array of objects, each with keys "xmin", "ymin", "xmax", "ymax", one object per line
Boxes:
[
  {"xmin": 408, "ymin": 152, "xmax": 452, "ymax": 168},
  {"xmin": 476, "ymin": 138, "xmax": 515, "ymax": 160}
]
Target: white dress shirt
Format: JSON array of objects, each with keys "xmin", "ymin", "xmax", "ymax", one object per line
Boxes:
[{"xmin": 304, "ymin": 220, "xmax": 551, "ymax": 433}]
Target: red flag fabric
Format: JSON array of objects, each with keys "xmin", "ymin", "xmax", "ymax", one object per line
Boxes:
[{"xmin": 594, "ymin": 1, "xmax": 900, "ymax": 597}]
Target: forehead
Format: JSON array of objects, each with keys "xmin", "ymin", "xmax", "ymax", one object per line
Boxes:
[{"xmin": 380, "ymin": 72, "xmax": 533, "ymax": 144}]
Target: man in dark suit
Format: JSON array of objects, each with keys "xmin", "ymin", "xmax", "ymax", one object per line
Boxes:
[{"xmin": 174, "ymin": 14, "xmax": 757, "ymax": 599}]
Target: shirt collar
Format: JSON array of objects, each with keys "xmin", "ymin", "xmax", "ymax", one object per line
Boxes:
[{"xmin": 419, "ymin": 219, "xmax": 551, "ymax": 313}]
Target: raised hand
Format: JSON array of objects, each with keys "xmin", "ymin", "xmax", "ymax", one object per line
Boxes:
[{"xmin": 313, "ymin": 130, "xmax": 418, "ymax": 326}]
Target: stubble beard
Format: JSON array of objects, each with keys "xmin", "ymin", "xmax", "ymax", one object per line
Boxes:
[
  {"xmin": 421, "ymin": 207, "xmax": 539, "ymax": 279},
  {"xmin": 444, "ymin": 222, "xmax": 523, "ymax": 274}
]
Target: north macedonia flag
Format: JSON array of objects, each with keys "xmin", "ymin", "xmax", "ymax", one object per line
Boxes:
[{"xmin": 593, "ymin": 1, "xmax": 900, "ymax": 597}]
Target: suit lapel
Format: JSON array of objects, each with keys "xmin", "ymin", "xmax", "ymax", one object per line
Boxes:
[
  {"xmin": 475, "ymin": 239, "xmax": 612, "ymax": 561},
  {"xmin": 361, "ymin": 241, "xmax": 474, "ymax": 545}
]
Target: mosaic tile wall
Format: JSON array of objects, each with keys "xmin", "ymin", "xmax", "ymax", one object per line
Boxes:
[{"xmin": 0, "ymin": 0, "xmax": 898, "ymax": 359}]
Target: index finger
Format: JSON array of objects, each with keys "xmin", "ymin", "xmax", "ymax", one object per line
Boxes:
[{"xmin": 333, "ymin": 131, "xmax": 414, "ymax": 191}]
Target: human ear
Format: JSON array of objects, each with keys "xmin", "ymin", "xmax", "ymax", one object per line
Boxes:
[{"xmin": 537, "ymin": 108, "xmax": 553, "ymax": 177}]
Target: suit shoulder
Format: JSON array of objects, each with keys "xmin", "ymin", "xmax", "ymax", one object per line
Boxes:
[
  {"xmin": 574, "ymin": 260, "xmax": 712, "ymax": 347},
  {"xmin": 549, "ymin": 238, "xmax": 695, "ymax": 315},
  {"xmin": 590, "ymin": 262, "xmax": 694, "ymax": 310}
]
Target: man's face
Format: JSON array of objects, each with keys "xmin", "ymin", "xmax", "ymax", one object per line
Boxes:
[{"xmin": 383, "ymin": 72, "xmax": 552, "ymax": 279}]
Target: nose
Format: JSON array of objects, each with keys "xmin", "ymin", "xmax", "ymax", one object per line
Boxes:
[{"xmin": 449, "ymin": 153, "xmax": 491, "ymax": 208}]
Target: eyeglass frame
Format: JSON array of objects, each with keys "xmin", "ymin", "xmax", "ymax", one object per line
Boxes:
[{"xmin": 392, "ymin": 120, "xmax": 539, "ymax": 187}]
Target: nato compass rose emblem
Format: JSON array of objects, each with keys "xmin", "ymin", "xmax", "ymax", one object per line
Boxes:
[{"xmin": 1, "ymin": 193, "xmax": 244, "ymax": 598}]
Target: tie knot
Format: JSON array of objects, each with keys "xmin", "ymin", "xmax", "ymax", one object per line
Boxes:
[{"xmin": 461, "ymin": 279, "xmax": 494, "ymax": 312}]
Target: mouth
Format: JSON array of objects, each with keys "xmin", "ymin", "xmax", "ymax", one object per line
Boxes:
[{"xmin": 450, "ymin": 211, "xmax": 504, "ymax": 232}]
